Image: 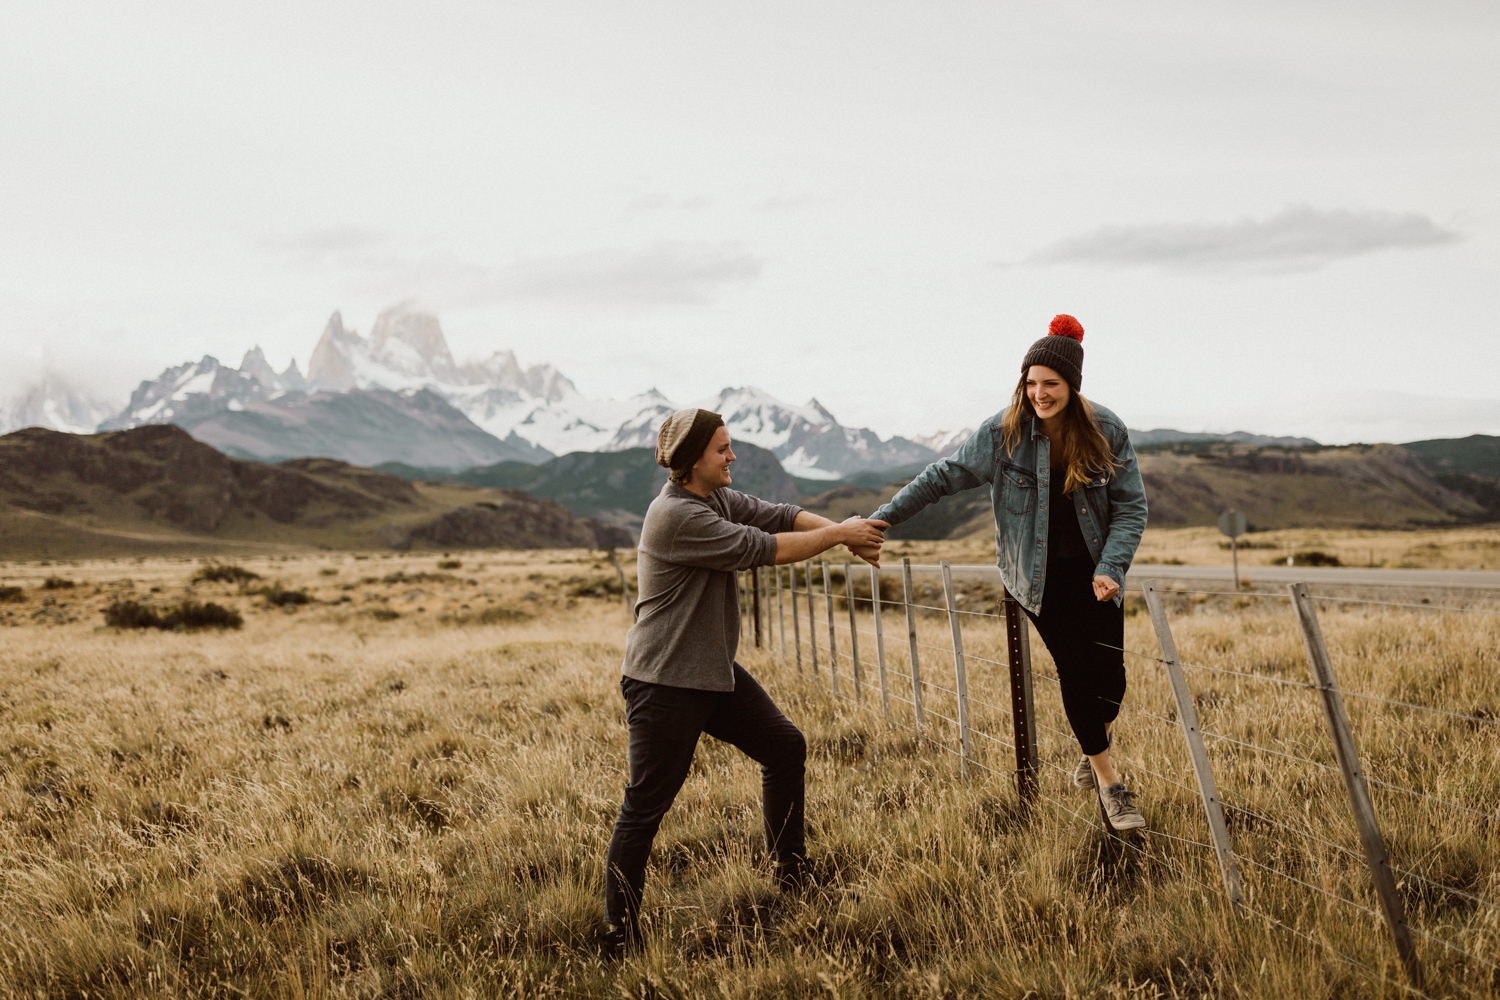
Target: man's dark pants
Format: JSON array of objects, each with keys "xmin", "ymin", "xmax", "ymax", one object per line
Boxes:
[{"xmin": 604, "ymin": 662, "xmax": 806, "ymax": 928}]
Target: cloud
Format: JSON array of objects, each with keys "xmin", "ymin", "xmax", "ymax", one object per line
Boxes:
[
  {"xmin": 258, "ymin": 233, "xmax": 763, "ymax": 312},
  {"xmin": 489, "ymin": 241, "xmax": 763, "ymax": 306},
  {"xmin": 1026, "ymin": 206, "xmax": 1462, "ymax": 273},
  {"xmin": 260, "ymin": 227, "xmax": 391, "ymax": 257}
]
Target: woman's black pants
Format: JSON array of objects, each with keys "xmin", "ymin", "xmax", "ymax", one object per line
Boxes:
[
  {"xmin": 604, "ymin": 663, "xmax": 806, "ymax": 928},
  {"xmin": 1023, "ymin": 556, "xmax": 1126, "ymax": 757}
]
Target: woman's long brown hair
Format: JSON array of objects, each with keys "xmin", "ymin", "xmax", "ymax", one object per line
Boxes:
[{"xmin": 999, "ymin": 371, "xmax": 1118, "ymax": 493}]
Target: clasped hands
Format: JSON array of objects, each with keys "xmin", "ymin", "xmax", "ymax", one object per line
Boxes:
[{"xmin": 840, "ymin": 515, "xmax": 890, "ymax": 567}]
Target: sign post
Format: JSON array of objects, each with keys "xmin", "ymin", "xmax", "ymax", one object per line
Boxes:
[{"xmin": 1217, "ymin": 508, "xmax": 1247, "ymax": 590}]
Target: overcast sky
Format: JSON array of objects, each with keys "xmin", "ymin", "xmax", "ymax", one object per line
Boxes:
[{"xmin": 3, "ymin": 0, "xmax": 1496, "ymax": 445}]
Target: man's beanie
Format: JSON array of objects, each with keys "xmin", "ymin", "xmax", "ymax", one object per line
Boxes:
[
  {"xmin": 656, "ymin": 408, "xmax": 725, "ymax": 475},
  {"xmin": 1020, "ymin": 314, "xmax": 1085, "ymax": 393}
]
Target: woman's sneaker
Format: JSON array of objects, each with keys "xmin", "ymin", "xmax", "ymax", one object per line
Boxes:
[
  {"xmin": 1098, "ymin": 782, "xmax": 1146, "ymax": 831},
  {"xmin": 1073, "ymin": 756, "xmax": 1096, "ymax": 789}
]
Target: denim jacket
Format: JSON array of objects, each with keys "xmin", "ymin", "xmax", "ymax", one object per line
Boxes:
[{"xmin": 871, "ymin": 401, "xmax": 1148, "ymax": 615}]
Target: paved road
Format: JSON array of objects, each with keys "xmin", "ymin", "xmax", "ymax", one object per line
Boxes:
[{"xmin": 900, "ymin": 562, "xmax": 1500, "ymax": 593}]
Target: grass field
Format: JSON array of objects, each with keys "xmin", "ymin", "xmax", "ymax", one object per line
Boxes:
[{"xmin": 1, "ymin": 539, "xmax": 1496, "ymax": 998}]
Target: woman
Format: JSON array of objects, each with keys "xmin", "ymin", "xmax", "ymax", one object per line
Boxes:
[{"xmin": 871, "ymin": 315, "xmax": 1149, "ymax": 830}]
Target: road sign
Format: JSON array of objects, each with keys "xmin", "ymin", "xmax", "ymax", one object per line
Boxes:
[{"xmin": 1218, "ymin": 509, "xmax": 1247, "ymax": 539}]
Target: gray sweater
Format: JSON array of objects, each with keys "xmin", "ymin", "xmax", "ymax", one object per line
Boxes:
[{"xmin": 622, "ymin": 482, "xmax": 801, "ymax": 691}]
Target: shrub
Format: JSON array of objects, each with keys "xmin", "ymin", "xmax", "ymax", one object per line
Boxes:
[
  {"xmin": 104, "ymin": 600, "xmax": 243, "ymax": 631},
  {"xmin": 168, "ymin": 601, "xmax": 244, "ymax": 629},
  {"xmin": 105, "ymin": 600, "xmax": 162, "ymax": 628},
  {"xmin": 1282, "ymin": 550, "xmax": 1342, "ymax": 567},
  {"xmin": 193, "ymin": 563, "xmax": 261, "ymax": 585},
  {"xmin": 258, "ymin": 584, "xmax": 312, "ymax": 607},
  {"xmin": 42, "ymin": 577, "xmax": 76, "ymax": 590},
  {"xmin": 437, "ymin": 559, "xmax": 462, "ymax": 570},
  {"xmin": 369, "ymin": 608, "xmax": 401, "ymax": 621},
  {"xmin": 0, "ymin": 586, "xmax": 25, "ymax": 603}
]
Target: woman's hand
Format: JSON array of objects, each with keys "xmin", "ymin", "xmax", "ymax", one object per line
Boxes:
[{"xmin": 1091, "ymin": 574, "xmax": 1120, "ymax": 602}]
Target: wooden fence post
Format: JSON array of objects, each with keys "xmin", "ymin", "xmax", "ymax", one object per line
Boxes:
[
  {"xmin": 870, "ymin": 563, "xmax": 890, "ymax": 719},
  {"xmin": 806, "ymin": 561, "xmax": 819, "ymax": 679},
  {"xmin": 1289, "ymin": 583, "xmax": 1424, "ymax": 991},
  {"xmin": 607, "ymin": 549, "xmax": 633, "ymax": 615},
  {"xmin": 752, "ymin": 566, "xmax": 763, "ymax": 648},
  {"xmin": 790, "ymin": 563, "xmax": 803, "ymax": 673},
  {"xmin": 1001, "ymin": 586, "xmax": 1038, "ymax": 805},
  {"xmin": 902, "ymin": 558, "xmax": 925, "ymax": 734},
  {"xmin": 822, "ymin": 561, "xmax": 841, "ymax": 698},
  {"xmin": 844, "ymin": 562, "xmax": 863, "ymax": 702},
  {"xmin": 940, "ymin": 561, "xmax": 972, "ymax": 778},
  {"xmin": 774, "ymin": 565, "xmax": 787, "ymax": 669},
  {"xmin": 1142, "ymin": 581, "xmax": 1244, "ymax": 905}
]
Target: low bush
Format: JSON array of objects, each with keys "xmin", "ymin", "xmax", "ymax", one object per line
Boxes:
[
  {"xmin": 193, "ymin": 563, "xmax": 261, "ymax": 585},
  {"xmin": 104, "ymin": 600, "xmax": 243, "ymax": 631},
  {"xmin": 258, "ymin": 584, "xmax": 312, "ymax": 607},
  {"xmin": 1282, "ymin": 550, "xmax": 1342, "ymax": 567},
  {"xmin": 0, "ymin": 586, "xmax": 25, "ymax": 603},
  {"xmin": 42, "ymin": 577, "xmax": 77, "ymax": 589}
]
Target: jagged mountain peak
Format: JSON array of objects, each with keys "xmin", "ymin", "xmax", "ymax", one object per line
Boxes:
[{"xmin": 369, "ymin": 302, "xmax": 457, "ymax": 382}]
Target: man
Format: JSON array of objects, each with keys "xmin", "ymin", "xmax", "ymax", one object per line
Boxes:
[{"xmin": 603, "ymin": 408, "xmax": 888, "ymax": 946}]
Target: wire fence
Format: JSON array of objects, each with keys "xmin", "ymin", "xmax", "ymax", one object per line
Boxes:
[{"xmin": 736, "ymin": 559, "xmax": 1500, "ymax": 999}]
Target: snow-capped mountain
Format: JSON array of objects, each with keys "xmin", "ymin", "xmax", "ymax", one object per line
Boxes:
[
  {"xmin": 699, "ymin": 386, "xmax": 938, "ymax": 479},
  {"xmin": 19, "ymin": 302, "xmax": 942, "ymax": 476},
  {"xmin": 99, "ymin": 356, "xmax": 267, "ymax": 431},
  {"xmin": 0, "ymin": 374, "xmax": 118, "ymax": 435},
  {"xmin": 913, "ymin": 428, "xmax": 972, "ymax": 456}
]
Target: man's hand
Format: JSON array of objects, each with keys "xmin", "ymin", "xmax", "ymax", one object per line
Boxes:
[
  {"xmin": 841, "ymin": 516, "xmax": 888, "ymax": 567},
  {"xmin": 1092, "ymin": 574, "xmax": 1120, "ymax": 602}
]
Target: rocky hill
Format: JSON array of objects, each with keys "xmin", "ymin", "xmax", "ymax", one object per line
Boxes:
[
  {"xmin": 381, "ymin": 439, "xmax": 801, "ymax": 536},
  {"xmin": 796, "ymin": 441, "xmax": 1490, "ymax": 540},
  {"xmin": 0, "ymin": 425, "xmax": 629, "ymax": 559}
]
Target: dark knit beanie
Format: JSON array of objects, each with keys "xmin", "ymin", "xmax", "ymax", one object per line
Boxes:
[
  {"xmin": 1020, "ymin": 314, "xmax": 1085, "ymax": 392},
  {"xmin": 656, "ymin": 408, "xmax": 725, "ymax": 476}
]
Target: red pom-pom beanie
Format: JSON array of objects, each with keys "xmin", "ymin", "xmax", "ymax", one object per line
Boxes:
[{"xmin": 1020, "ymin": 314, "xmax": 1085, "ymax": 392}]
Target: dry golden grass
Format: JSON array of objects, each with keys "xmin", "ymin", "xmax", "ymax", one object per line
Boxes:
[{"xmin": 1, "ymin": 546, "xmax": 1496, "ymax": 998}]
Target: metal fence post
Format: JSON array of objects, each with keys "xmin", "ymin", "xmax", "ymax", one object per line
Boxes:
[
  {"xmin": 1001, "ymin": 586, "xmax": 1038, "ymax": 805},
  {"xmin": 822, "ymin": 561, "xmax": 841, "ymax": 698},
  {"xmin": 902, "ymin": 558, "xmax": 925, "ymax": 734},
  {"xmin": 1289, "ymin": 583, "xmax": 1424, "ymax": 991},
  {"xmin": 870, "ymin": 563, "xmax": 890, "ymax": 719},
  {"xmin": 940, "ymin": 561, "xmax": 972, "ymax": 778},
  {"xmin": 1142, "ymin": 581, "xmax": 1244, "ymax": 905},
  {"xmin": 844, "ymin": 562, "xmax": 862, "ymax": 702}
]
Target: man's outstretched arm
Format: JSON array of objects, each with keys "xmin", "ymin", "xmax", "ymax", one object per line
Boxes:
[{"xmin": 774, "ymin": 511, "xmax": 888, "ymax": 567}]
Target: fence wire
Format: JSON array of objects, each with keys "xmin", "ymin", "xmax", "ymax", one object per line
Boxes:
[{"xmin": 746, "ymin": 560, "xmax": 1498, "ymax": 997}]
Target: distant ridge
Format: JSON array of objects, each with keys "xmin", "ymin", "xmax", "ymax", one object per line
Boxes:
[{"xmin": 0, "ymin": 425, "xmax": 628, "ymax": 558}]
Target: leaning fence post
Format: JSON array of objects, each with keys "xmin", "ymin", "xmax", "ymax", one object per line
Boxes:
[
  {"xmin": 1001, "ymin": 586, "xmax": 1038, "ymax": 805},
  {"xmin": 870, "ymin": 563, "xmax": 890, "ymax": 719},
  {"xmin": 806, "ymin": 561, "xmax": 819, "ymax": 678},
  {"xmin": 1289, "ymin": 583, "xmax": 1424, "ymax": 991},
  {"xmin": 940, "ymin": 561, "xmax": 972, "ymax": 779},
  {"xmin": 790, "ymin": 563, "xmax": 803, "ymax": 673},
  {"xmin": 1142, "ymin": 581, "xmax": 1244, "ymax": 905},
  {"xmin": 822, "ymin": 561, "xmax": 841, "ymax": 698},
  {"xmin": 902, "ymin": 558, "xmax": 925, "ymax": 734},
  {"xmin": 844, "ymin": 562, "xmax": 863, "ymax": 702}
]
